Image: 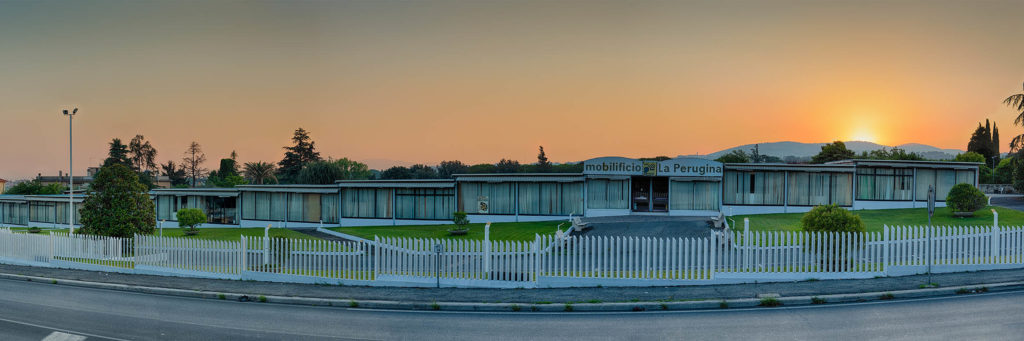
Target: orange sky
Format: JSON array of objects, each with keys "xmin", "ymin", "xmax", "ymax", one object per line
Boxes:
[{"xmin": 2, "ymin": 1, "xmax": 1024, "ymax": 179}]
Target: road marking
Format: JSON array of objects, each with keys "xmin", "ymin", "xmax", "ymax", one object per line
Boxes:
[
  {"xmin": 42, "ymin": 331, "xmax": 87, "ymax": 341},
  {"xmin": 0, "ymin": 315, "xmax": 128, "ymax": 341}
]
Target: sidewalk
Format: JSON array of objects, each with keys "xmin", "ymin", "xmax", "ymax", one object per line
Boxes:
[{"xmin": 2, "ymin": 263, "xmax": 1022, "ymax": 304}]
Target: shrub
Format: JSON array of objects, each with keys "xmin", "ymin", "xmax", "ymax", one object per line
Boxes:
[
  {"xmin": 945, "ymin": 183, "xmax": 986, "ymax": 213},
  {"xmin": 349, "ymin": 300, "xmax": 358, "ymax": 308},
  {"xmin": 759, "ymin": 297, "xmax": 781, "ymax": 307},
  {"xmin": 564, "ymin": 303, "xmax": 574, "ymax": 312},
  {"xmin": 451, "ymin": 211, "xmax": 470, "ymax": 229},
  {"xmin": 176, "ymin": 208, "xmax": 207, "ymax": 234},
  {"xmin": 811, "ymin": 297, "xmax": 826, "ymax": 304},
  {"xmin": 258, "ymin": 295, "xmax": 267, "ymax": 302},
  {"xmin": 880, "ymin": 293, "xmax": 894, "ymax": 300},
  {"xmin": 801, "ymin": 205, "xmax": 865, "ymax": 233},
  {"xmin": 218, "ymin": 294, "xmax": 226, "ymax": 300},
  {"xmin": 511, "ymin": 304, "xmax": 521, "ymax": 312}
]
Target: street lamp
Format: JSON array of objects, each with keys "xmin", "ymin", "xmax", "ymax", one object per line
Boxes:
[{"xmin": 62, "ymin": 108, "xmax": 78, "ymax": 233}]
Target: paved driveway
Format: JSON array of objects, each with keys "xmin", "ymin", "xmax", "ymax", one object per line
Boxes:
[
  {"xmin": 576, "ymin": 215, "xmax": 715, "ymax": 239},
  {"xmin": 989, "ymin": 195, "xmax": 1024, "ymax": 211}
]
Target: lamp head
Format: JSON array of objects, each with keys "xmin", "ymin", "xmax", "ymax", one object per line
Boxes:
[
  {"xmin": 72, "ymin": 108, "xmax": 78, "ymax": 114},
  {"xmin": 62, "ymin": 109, "xmax": 68, "ymax": 115}
]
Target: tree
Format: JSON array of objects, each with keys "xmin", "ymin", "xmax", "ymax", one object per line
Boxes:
[
  {"xmin": 994, "ymin": 157, "xmax": 1015, "ymax": 184},
  {"xmin": 207, "ymin": 156, "xmax": 246, "ymax": 187},
  {"xmin": 4, "ymin": 181, "xmax": 66, "ymax": 195},
  {"xmin": 967, "ymin": 121, "xmax": 995, "ymax": 161},
  {"xmin": 278, "ymin": 128, "xmax": 321, "ymax": 183},
  {"xmin": 243, "ymin": 161, "xmax": 278, "ymax": 184},
  {"xmin": 176, "ymin": 208, "xmax": 207, "ymax": 235},
  {"xmin": 128, "ymin": 135, "xmax": 158, "ymax": 173},
  {"xmin": 409, "ymin": 164, "xmax": 438, "ymax": 179},
  {"xmin": 551, "ymin": 162, "xmax": 583, "ymax": 173},
  {"xmin": 298, "ymin": 161, "xmax": 345, "ymax": 184},
  {"xmin": 945, "ymin": 183, "xmax": 986, "ymax": 214},
  {"xmin": 181, "ymin": 141, "xmax": 207, "ymax": 187},
  {"xmin": 954, "ymin": 151, "xmax": 986, "ymax": 163},
  {"xmin": 862, "ymin": 147, "xmax": 924, "ymax": 161},
  {"xmin": 437, "ymin": 160, "xmax": 469, "ymax": 178},
  {"xmin": 1005, "ymin": 82, "xmax": 1024, "ymax": 158},
  {"xmin": 467, "ymin": 163, "xmax": 497, "ymax": 173},
  {"xmin": 811, "ymin": 141, "xmax": 856, "ymax": 164},
  {"xmin": 749, "ymin": 145, "xmax": 765, "ymax": 163},
  {"xmin": 77, "ymin": 164, "xmax": 155, "ymax": 237},
  {"xmin": 160, "ymin": 161, "xmax": 189, "ymax": 187},
  {"xmin": 335, "ymin": 158, "xmax": 372, "ymax": 180},
  {"xmin": 495, "ymin": 159, "xmax": 520, "ymax": 173},
  {"xmin": 103, "ymin": 138, "xmax": 130, "ymax": 167},
  {"xmin": 380, "ymin": 166, "xmax": 413, "ymax": 179},
  {"xmin": 993, "ymin": 123, "xmax": 1001, "ymax": 165},
  {"xmin": 715, "ymin": 150, "xmax": 750, "ymax": 163},
  {"xmin": 536, "ymin": 146, "xmax": 551, "ymax": 172}
]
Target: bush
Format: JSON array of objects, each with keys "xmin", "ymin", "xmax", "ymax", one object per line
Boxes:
[
  {"xmin": 177, "ymin": 208, "xmax": 207, "ymax": 233},
  {"xmin": 945, "ymin": 183, "xmax": 986, "ymax": 213},
  {"xmin": 800, "ymin": 204, "xmax": 865, "ymax": 233},
  {"xmin": 449, "ymin": 211, "xmax": 470, "ymax": 235}
]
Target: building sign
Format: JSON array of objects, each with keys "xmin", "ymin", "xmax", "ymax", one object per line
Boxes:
[
  {"xmin": 477, "ymin": 196, "xmax": 489, "ymax": 214},
  {"xmin": 583, "ymin": 157, "xmax": 724, "ymax": 177}
]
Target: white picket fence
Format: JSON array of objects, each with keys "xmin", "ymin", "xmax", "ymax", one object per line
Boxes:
[{"xmin": 1, "ymin": 225, "xmax": 1024, "ymax": 288}]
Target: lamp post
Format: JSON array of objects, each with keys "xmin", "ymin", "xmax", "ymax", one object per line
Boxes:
[{"xmin": 62, "ymin": 108, "xmax": 78, "ymax": 233}]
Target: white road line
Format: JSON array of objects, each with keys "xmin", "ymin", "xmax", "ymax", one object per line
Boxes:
[
  {"xmin": 0, "ymin": 316, "xmax": 128, "ymax": 341},
  {"xmin": 41, "ymin": 331, "xmax": 87, "ymax": 341}
]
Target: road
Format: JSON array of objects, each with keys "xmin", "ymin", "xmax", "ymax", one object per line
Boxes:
[{"xmin": 0, "ymin": 278, "xmax": 1022, "ymax": 340}]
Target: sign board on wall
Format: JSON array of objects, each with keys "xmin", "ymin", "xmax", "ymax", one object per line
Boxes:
[
  {"xmin": 583, "ymin": 157, "xmax": 724, "ymax": 177},
  {"xmin": 477, "ymin": 196, "xmax": 489, "ymax": 214}
]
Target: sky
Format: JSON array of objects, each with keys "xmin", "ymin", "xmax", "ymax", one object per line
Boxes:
[{"xmin": 2, "ymin": 0, "xmax": 1023, "ymax": 180}]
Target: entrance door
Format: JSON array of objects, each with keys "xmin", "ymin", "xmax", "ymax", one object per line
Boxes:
[{"xmin": 631, "ymin": 176, "xmax": 669, "ymax": 212}]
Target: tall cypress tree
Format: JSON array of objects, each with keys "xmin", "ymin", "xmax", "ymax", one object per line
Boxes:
[{"xmin": 993, "ymin": 123, "xmax": 1001, "ymax": 164}]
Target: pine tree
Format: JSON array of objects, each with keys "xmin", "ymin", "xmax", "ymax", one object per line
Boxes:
[
  {"xmin": 278, "ymin": 128, "xmax": 321, "ymax": 183},
  {"xmin": 536, "ymin": 146, "xmax": 551, "ymax": 172},
  {"xmin": 181, "ymin": 141, "xmax": 207, "ymax": 187}
]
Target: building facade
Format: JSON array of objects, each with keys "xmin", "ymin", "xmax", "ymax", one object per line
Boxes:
[{"xmin": 0, "ymin": 158, "xmax": 979, "ymax": 228}]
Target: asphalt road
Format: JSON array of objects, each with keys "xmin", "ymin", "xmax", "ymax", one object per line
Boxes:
[{"xmin": 1, "ymin": 278, "xmax": 1023, "ymax": 341}]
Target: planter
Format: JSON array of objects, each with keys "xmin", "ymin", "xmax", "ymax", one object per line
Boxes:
[
  {"xmin": 27, "ymin": 228, "xmax": 41, "ymax": 234},
  {"xmin": 953, "ymin": 211, "xmax": 975, "ymax": 218},
  {"xmin": 447, "ymin": 229, "xmax": 469, "ymax": 236},
  {"xmin": 184, "ymin": 230, "xmax": 200, "ymax": 236}
]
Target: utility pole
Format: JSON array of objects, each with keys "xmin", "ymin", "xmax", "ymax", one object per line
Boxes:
[{"xmin": 62, "ymin": 108, "xmax": 78, "ymax": 233}]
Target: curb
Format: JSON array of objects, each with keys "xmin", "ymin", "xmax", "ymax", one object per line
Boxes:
[{"xmin": 2, "ymin": 272, "xmax": 1021, "ymax": 313}]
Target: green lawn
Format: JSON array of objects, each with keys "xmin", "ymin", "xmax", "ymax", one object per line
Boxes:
[
  {"xmin": 735, "ymin": 206, "xmax": 1022, "ymax": 233},
  {"xmin": 329, "ymin": 221, "xmax": 569, "ymax": 242},
  {"xmin": 156, "ymin": 228, "xmax": 319, "ymax": 240}
]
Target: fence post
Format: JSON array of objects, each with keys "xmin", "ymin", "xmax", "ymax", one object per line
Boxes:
[
  {"xmin": 710, "ymin": 230, "xmax": 717, "ymax": 280},
  {"xmin": 48, "ymin": 232, "xmax": 54, "ymax": 262},
  {"xmin": 743, "ymin": 218, "xmax": 750, "ymax": 272},
  {"xmin": 991, "ymin": 209, "xmax": 1000, "ymax": 261},
  {"xmin": 533, "ymin": 234, "xmax": 540, "ymax": 282},
  {"xmin": 484, "ymin": 222, "xmax": 492, "ymax": 280},
  {"xmin": 883, "ymin": 225, "xmax": 890, "ymax": 274},
  {"xmin": 240, "ymin": 235, "xmax": 247, "ymax": 273},
  {"xmin": 373, "ymin": 236, "xmax": 381, "ymax": 280}
]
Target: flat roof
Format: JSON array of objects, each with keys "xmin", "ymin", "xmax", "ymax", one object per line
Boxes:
[
  {"xmin": 827, "ymin": 159, "xmax": 982, "ymax": 169},
  {"xmin": 337, "ymin": 180, "xmax": 455, "ymax": 188},
  {"xmin": 454, "ymin": 173, "xmax": 585, "ymax": 182},
  {"xmin": 236, "ymin": 184, "xmax": 339, "ymax": 193},
  {"xmin": 724, "ymin": 163, "xmax": 855, "ymax": 173},
  {"xmin": 151, "ymin": 188, "xmax": 241, "ymax": 196}
]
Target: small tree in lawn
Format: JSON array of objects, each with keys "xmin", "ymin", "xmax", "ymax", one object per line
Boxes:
[
  {"xmin": 78, "ymin": 164, "xmax": 155, "ymax": 237},
  {"xmin": 449, "ymin": 211, "xmax": 470, "ymax": 235},
  {"xmin": 177, "ymin": 208, "xmax": 207, "ymax": 236}
]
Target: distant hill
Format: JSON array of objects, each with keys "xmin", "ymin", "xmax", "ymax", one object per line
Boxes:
[{"xmin": 688, "ymin": 141, "xmax": 964, "ymax": 161}]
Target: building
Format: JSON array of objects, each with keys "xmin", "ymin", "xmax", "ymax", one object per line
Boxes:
[
  {"xmin": 35, "ymin": 167, "xmax": 173, "ymax": 190},
  {"xmin": 0, "ymin": 157, "xmax": 979, "ymax": 228},
  {"xmin": 0, "ymin": 178, "xmax": 6, "ymax": 194}
]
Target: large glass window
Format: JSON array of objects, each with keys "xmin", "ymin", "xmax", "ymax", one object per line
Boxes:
[
  {"xmin": 52, "ymin": 202, "xmax": 82, "ymax": 225},
  {"xmin": 205, "ymin": 197, "xmax": 238, "ymax": 225},
  {"xmin": 29, "ymin": 202, "xmax": 55, "ymax": 223},
  {"xmin": 670, "ymin": 180, "xmax": 720, "ymax": 211},
  {"xmin": 459, "ymin": 182, "xmax": 515, "ymax": 214},
  {"xmin": 395, "ymin": 188, "xmax": 456, "ymax": 220},
  {"xmin": 1, "ymin": 203, "xmax": 28, "ymax": 225},
  {"xmin": 787, "ymin": 172, "xmax": 854, "ymax": 206},
  {"xmin": 342, "ymin": 188, "xmax": 392, "ymax": 219},
  {"xmin": 916, "ymin": 168, "xmax": 975, "ymax": 201},
  {"xmin": 321, "ymin": 194, "xmax": 339, "ymax": 223},
  {"xmin": 856, "ymin": 167, "xmax": 913, "ymax": 201},
  {"xmin": 586, "ymin": 179, "xmax": 629, "ymax": 209},
  {"xmin": 723, "ymin": 171, "xmax": 785, "ymax": 205},
  {"xmin": 517, "ymin": 182, "xmax": 584, "ymax": 216}
]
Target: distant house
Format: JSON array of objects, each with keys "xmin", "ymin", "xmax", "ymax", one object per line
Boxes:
[
  {"xmin": 0, "ymin": 178, "xmax": 6, "ymax": 194},
  {"xmin": 35, "ymin": 167, "xmax": 172, "ymax": 189}
]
